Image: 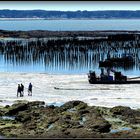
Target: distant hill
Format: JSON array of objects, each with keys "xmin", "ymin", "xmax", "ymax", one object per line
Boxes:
[{"xmin": 0, "ymin": 10, "xmax": 140, "ymax": 19}]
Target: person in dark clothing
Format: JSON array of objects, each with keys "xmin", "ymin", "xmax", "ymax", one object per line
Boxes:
[
  {"xmin": 20, "ymin": 84, "xmax": 24, "ymax": 97},
  {"xmin": 17, "ymin": 84, "xmax": 21, "ymax": 97},
  {"xmin": 28, "ymin": 83, "xmax": 33, "ymax": 96}
]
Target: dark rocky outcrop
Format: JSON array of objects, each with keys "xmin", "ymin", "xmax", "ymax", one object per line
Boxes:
[
  {"xmin": 27, "ymin": 101, "xmax": 45, "ymax": 108},
  {"xmin": 1, "ymin": 100, "xmax": 140, "ymax": 138},
  {"xmin": 5, "ymin": 103, "xmax": 28, "ymax": 116},
  {"xmin": 60, "ymin": 100, "xmax": 88, "ymax": 111},
  {"xmin": 110, "ymin": 106, "xmax": 132, "ymax": 116},
  {"xmin": 110, "ymin": 106, "xmax": 140, "ymax": 124},
  {"xmin": 15, "ymin": 111, "xmax": 31, "ymax": 122},
  {"xmin": 84, "ymin": 112, "xmax": 111, "ymax": 133}
]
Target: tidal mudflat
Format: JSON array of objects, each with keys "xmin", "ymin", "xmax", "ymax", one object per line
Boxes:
[{"xmin": 0, "ymin": 73, "xmax": 140, "ymax": 109}]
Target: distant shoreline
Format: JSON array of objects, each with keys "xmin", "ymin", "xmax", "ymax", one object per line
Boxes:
[
  {"xmin": 0, "ymin": 29, "xmax": 140, "ymax": 38},
  {"xmin": 1, "ymin": 18, "xmax": 140, "ymax": 21}
]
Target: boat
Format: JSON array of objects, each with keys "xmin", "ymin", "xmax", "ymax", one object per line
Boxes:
[
  {"xmin": 88, "ymin": 69, "xmax": 140, "ymax": 84},
  {"xmin": 99, "ymin": 54, "xmax": 134, "ymax": 67}
]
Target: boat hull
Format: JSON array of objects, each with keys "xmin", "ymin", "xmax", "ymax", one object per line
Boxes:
[{"xmin": 89, "ymin": 80, "xmax": 140, "ymax": 84}]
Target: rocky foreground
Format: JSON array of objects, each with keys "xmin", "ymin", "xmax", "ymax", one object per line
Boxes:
[{"xmin": 1, "ymin": 100, "xmax": 140, "ymax": 138}]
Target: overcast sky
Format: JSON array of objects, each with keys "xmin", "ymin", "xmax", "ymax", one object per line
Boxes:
[{"xmin": 0, "ymin": 1, "xmax": 140, "ymax": 11}]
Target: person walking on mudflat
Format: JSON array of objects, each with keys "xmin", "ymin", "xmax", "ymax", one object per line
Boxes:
[
  {"xmin": 20, "ymin": 83, "xmax": 24, "ymax": 97},
  {"xmin": 17, "ymin": 84, "xmax": 21, "ymax": 97},
  {"xmin": 28, "ymin": 83, "xmax": 33, "ymax": 96}
]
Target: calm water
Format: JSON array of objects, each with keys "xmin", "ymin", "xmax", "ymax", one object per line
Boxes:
[{"xmin": 0, "ymin": 19, "xmax": 140, "ymax": 31}]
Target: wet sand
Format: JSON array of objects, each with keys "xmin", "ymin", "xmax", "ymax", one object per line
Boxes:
[{"xmin": 0, "ymin": 72, "xmax": 140, "ymax": 109}]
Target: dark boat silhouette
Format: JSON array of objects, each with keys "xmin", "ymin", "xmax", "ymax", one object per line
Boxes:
[
  {"xmin": 88, "ymin": 69, "xmax": 140, "ymax": 84},
  {"xmin": 99, "ymin": 54, "xmax": 134, "ymax": 67}
]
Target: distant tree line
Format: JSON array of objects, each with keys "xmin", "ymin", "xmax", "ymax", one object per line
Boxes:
[{"xmin": 0, "ymin": 10, "xmax": 140, "ymax": 18}]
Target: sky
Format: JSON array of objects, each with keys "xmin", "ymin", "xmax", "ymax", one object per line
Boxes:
[{"xmin": 0, "ymin": 1, "xmax": 140, "ymax": 11}]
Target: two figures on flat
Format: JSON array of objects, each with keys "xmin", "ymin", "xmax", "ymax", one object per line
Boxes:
[{"xmin": 17, "ymin": 83, "xmax": 32, "ymax": 97}]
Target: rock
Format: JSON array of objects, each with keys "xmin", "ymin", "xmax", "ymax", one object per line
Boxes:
[
  {"xmin": 28, "ymin": 125, "xmax": 36, "ymax": 130},
  {"xmin": 2, "ymin": 100, "xmax": 140, "ymax": 138},
  {"xmin": 91, "ymin": 120, "xmax": 111, "ymax": 133},
  {"xmin": 75, "ymin": 102, "xmax": 88, "ymax": 110},
  {"xmin": 48, "ymin": 105, "xmax": 55, "ymax": 109},
  {"xmin": 110, "ymin": 106, "xmax": 132, "ymax": 116},
  {"xmin": 60, "ymin": 100, "xmax": 87, "ymax": 111},
  {"xmin": 110, "ymin": 106, "xmax": 140, "ymax": 124},
  {"xmin": 78, "ymin": 109, "xmax": 90, "ymax": 115},
  {"xmin": 33, "ymin": 112, "xmax": 40, "ymax": 117},
  {"xmin": 65, "ymin": 131, "xmax": 72, "ymax": 136},
  {"xmin": 0, "ymin": 123, "xmax": 6, "ymax": 125},
  {"xmin": 4, "ymin": 105, "xmax": 10, "ymax": 108},
  {"xmin": 15, "ymin": 112, "xmax": 31, "ymax": 122},
  {"xmin": 41, "ymin": 129, "xmax": 70, "ymax": 138},
  {"xmin": 5, "ymin": 103, "xmax": 28, "ymax": 116},
  {"xmin": 84, "ymin": 113, "xmax": 111, "ymax": 133},
  {"xmin": 65, "ymin": 128, "xmax": 100, "ymax": 138},
  {"xmin": 47, "ymin": 116, "xmax": 59, "ymax": 124},
  {"xmin": 0, "ymin": 110, "xmax": 5, "ymax": 116},
  {"xmin": 27, "ymin": 101, "xmax": 45, "ymax": 108},
  {"xmin": 63, "ymin": 115, "xmax": 71, "ymax": 120}
]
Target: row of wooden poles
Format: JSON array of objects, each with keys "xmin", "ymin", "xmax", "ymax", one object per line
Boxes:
[{"xmin": 0, "ymin": 37, "xmax": 140, "ymax": 70}]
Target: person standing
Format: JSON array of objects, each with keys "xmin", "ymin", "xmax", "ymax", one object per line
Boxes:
[
  {"xmin": 20, "ymin": 83, "xmax": 24, "ymax": 97},
  {"xmin": 28, "ymin": 83, "xmax": 33, "ymax": 96},
  {"xmin": 17, "ymin": 84, "xmax": 21, "ymax": 97}
]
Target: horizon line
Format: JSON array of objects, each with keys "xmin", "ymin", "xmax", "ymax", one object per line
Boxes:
[{"xmin": 0, "ymin": 9, "xmax": 140, "ymax": 12}]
